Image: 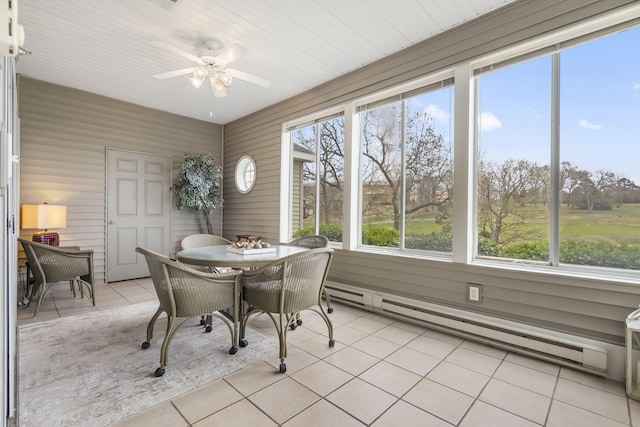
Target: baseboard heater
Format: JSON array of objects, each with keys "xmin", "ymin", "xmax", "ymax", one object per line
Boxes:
[{"xmin": 325, "ymin": 282, "xmax": 608, "ymax": 375}]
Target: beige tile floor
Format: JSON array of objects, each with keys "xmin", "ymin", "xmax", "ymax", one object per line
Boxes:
[{"xmin": 17, "ymin": 279, "xmax": 640, "ymax": 426}]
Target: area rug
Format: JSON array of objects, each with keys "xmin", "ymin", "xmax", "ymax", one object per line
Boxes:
[{"xmin": 18, "ymin": 301, "xmax": 277, "ymax": 426}]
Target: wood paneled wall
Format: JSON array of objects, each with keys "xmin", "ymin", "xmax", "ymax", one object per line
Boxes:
[
  {"xmin": 18, "ymin": 77, "xmax": 223, "ymax": 283},
  {"xmin": 222, "ymin": 0, "xmax": 640, "ymax": 350}
]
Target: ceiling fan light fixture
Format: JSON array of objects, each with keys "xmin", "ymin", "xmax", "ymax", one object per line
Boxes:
[
  {"xmin": 190, "ymin": 67, "xmax": 208, "ymax": 88},
  {"xmin": 153, "ymin": 40, "xmax": 271, "ymax": 100},
  {"xmin": 190, "ymin": 75, "xmax": 205, "ymax": 88},
  {"xmin": 194, "ymin": 67, "xmax": 208, "ymax": 79},
  {"xmin": 211, "ymin": 76, "xmax": 227, "ymax": 97},
  {"xmin": 218, "ymin": 71, "xmax": 232, "ymax": 87}
]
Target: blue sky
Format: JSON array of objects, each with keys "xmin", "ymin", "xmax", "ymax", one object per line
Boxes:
[
  {"xmin": 310, "ymin": 25, "xmax": 639, "ymax": 186},
  {"xmin": 477, "ymin": 25, "xmax": 640, "ymax": 183}
]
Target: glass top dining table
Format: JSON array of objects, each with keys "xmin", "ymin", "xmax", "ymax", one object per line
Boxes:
[{"xmin": 176, "ymin": 244, "xmax": 308, "ymax": 268}]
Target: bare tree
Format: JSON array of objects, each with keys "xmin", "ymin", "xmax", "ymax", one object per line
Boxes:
[
  {"xmin": 294, "ymin": 118, "xmax": 345, "ymax": 225},
  {"xmin": 405, "ymin": 111, "xmax": 453, "ymax": 217},
  {"xmin": 318, "ymin": 119, "xmax": 344, "ymax": 223},
  {"xmin": 361, "ymin": 105, "xmax": 453, "ymax": 230},
  {"xmin": 566, "ymin": 169, "xmax": 616, "ymax": 213},
  {"xmin": 612, "ymin": 176, "xmax": 639, "ymax": 206},
  {"xmin": 478, "ymin": 158, "xmax": 543, "ymax": 246},
  {"xmin": 560, "ymin": 161, "xmax": 581, "ymax": 206}
]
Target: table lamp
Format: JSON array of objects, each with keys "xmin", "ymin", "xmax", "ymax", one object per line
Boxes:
[{"xmin": 21, "ymin": 203, "xmax": 67, "ymax": 246}]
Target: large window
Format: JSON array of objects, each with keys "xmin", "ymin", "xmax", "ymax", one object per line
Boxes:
[
  {"xmin": 283, "ymin": 15, "xmax": 640, "ymax": 279},
  {"xmin": 475, "ymin": 26, "xmax": 640, "ymax": 270},
  {"xmin": 290, "ymin": 115, "xmax": 344, "ymax": 242},
  {"xmin": 359, "ymin": 80, "xmax": 454, "ymax": 252},
  {"xmin": 476, "ymin": 57, "xmax": 552, "ymax": 260}
]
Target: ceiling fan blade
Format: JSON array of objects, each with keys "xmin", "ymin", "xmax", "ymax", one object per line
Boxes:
[
  {"xmin": 154, "ymin": 67, "xmax": 198, "ymax": 79},
  {"xmin": 226, "ymin": 68, "xmax": 271, "ymax": 88},
  {"xmin": 150, "ymin": 40, "xmax": 204, "ymax": 65},
  {"xmin": 215, "ymin": 44, "xmax": 248, "ymax": 65}
]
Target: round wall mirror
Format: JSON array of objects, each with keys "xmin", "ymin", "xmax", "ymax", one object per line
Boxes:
[{"xmin": 235, "ymin": 155, "xmax": 257, "ymax": 194}]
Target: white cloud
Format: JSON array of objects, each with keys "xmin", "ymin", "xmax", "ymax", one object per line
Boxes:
[
  {"xmin": 579, "ymin": 119, "xmax": 603, "ymax": 130},
  {"xmin": 424, "ymin": 104, "xmax": 449, "ymax": 122},
  {"xmin": 479, "ymin": 111, "xmax": 502, "ymax": 132},
  {"xmin": 634, "ymin": 82, "xmax": 640, "ymax": 90}
]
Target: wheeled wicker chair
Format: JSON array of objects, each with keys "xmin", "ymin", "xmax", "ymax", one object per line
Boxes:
[
  {"xmin": 179, "ymin": 234, "xmax": 234, "ymax": 325},
  {"xmin": 19, "ymin": 238, "xmax": 95, "ymax": 318},
  {"xmin": 240, "ymin": 247, "xmax": 335, "ymax": 373},
  {"xmin": 287, "ymin": 235, "xmax": 333, "ymax": 328},
  {"xmin": 136, "ymin": 247, "xmax": 243, "ymax": 377}
]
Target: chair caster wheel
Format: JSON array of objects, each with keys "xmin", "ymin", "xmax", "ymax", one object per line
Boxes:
[
  {"xmin": 240, "ymin": 339, "xmax": 248, "ymax": 347},
  {"xmin": 205, "ymin": 325, "xmax": 213, "ymax": 333},
  {"xmin": 141, "ymin": 341, "xmax": 150, "ymax": 350},
  {"xmin": 296, "ymin": 319, "xmax": 303, "ymax": 326},
  {"xmin": 229, "ymin": 346, "xmax": 238, "ymax": 355},
  {"xmin": 154, "ymin": 367, "xmax": 165, "ymax": 377},
  {"xmin": 329, "ymin": 339, "xmax": 335, "ymax": 347},
  {"xmin": 327, "ymin": 307, "xmax": 334, "ymax": 313},
  {"xmin": 200, "ymin": 318, "xmax": 205, "ymax": 326},
  {"xmin": 290, "ymin": 323, "xmax": 297, "ymax": 330},
  {"xmin": 279, "ymin": 363, "xmax": 287, "ymax": 373}
]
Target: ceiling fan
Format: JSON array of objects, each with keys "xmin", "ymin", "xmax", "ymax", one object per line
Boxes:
[{"xmin": 152, "ymin": 39, "xmax": 271, "ymax": 97}]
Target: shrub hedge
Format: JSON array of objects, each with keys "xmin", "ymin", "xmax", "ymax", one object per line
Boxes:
[{"xmin": 294, "ymin": 225, "xmax": 640, "ymax": 269}]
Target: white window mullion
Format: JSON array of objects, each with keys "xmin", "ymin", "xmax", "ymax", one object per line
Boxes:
[
  {"xmin": 452, "ymin": 62, "xmax": 474, "ymax": 264},
  {"xmin": 343, "ymin": 102, "xmax": 359, "ymax": 250},
  {"xmin": 280, "ymin": 129, "xmax": 292, "ymax": 243},
  {"xmin": 314, "ymin": 123, "xmax": 321, "ymax": 234},
  {"xmin": 399, "ymin": 100, "xmax": 407, "ymax": 249},
  {"xmin": 549, "ymin": 53, "xmax": 561, "ymax": 266}
]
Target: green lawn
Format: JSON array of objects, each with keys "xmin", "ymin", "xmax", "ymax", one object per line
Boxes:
[{"xmin": 361, "ymin": 203, "xmax": 640, "ymax": 244}]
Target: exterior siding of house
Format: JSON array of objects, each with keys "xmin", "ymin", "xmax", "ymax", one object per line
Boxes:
[
  {"xmin": 18, "ymin": 76, "xmax": 223, "ymax": 283},
  {"xmin": 292, "ymin": 159, "xmax": 303, "ymax": 234},
  {"xmin": 221, "ymin": 0, "xmax": 640, "ymax": 379}
]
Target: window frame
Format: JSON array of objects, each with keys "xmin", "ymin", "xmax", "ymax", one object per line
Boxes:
[
  {"xmin": 470, "ymin": 19, "xmax": 640, "ymax": 277},
  {"xmin": 280, "ymin": 106, "xmax": 346, "ymax": 244},
  {"xmin": 280, "ymin": 5, "xmax": 640, "ymax": 284},
  {"xmin": 234, "ymin": 155, "xmax": 257, "ymax": 195},
  {"xmin": 357, "ymin": 74, "xmax": 455, "ymax": 254}
]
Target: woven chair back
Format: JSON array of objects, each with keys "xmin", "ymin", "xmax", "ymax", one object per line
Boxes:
[
  {"xmin": 287, "ymin": 235, "xmax": 330, "ymax": 249},
  {"xmin": 243, "ymin": 247, "xmax": 333, "ymax": 314},
  {"xmin": 180, "ymin": 234, "xmax": 232, "ymax": 250}
]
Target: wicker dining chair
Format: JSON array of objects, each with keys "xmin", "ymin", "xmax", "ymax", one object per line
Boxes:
[
  {"xmin": 180, "ymin": 233, "xmax": 233, "ymax": 272},
  {"xmin": 136, "ymin": 247, "xmax": 243, "ymax": 377},
  {"xmin": 240, "ymin": 247, "xmax": 335, "ymax": 373},
  {"xmin": 180, "ymin": 234, "xmax": 232, "ymax": 249},
  {"xmin": 287, "ymin": 235, "xmax": 333, "ymax": 328},
  {"xmin": 179, "ymin": 233, "xmax": 234, "ymax": 325},
  {"xmin": 19, "ymin": 238, "xmax": 95, "ymax": 318},
  {"xmin": 287, "ymin": 235, "xmax": 330, "ymax": 250}
]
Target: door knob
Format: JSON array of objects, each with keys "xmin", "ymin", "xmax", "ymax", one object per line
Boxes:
[{"xmin": 108, "ymin": 220, "xmax": 115, "ymax": 225}]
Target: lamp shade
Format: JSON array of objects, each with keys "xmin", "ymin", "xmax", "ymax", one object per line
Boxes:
[{"xmin": 21, "ymin": 204, "xmax": 67, "ymax": 230}]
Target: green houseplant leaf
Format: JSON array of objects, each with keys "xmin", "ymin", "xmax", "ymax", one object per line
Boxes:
[{"xmin": 171, "ymin": 153, "xmax": 223, "ymax": 234}]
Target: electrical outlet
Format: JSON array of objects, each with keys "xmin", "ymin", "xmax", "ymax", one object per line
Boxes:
[{"xmin": 467, "ymin": 284, "xmax": 482, "ymax": 302}]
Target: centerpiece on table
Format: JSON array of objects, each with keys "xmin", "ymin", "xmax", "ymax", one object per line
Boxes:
[{"xmin": 227, "ymin": 235, "xmax": 275, "ymax": 255}]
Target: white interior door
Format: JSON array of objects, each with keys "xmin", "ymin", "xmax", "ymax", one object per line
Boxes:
[{"xmin": 107, "ymin": 149, "xmax": 171, "ymax": 282}]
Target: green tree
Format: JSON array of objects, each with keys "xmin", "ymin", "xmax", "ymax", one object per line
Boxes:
[{"xmin": 171, "ymin": 153, "xmax": 223, "ymax": 234}]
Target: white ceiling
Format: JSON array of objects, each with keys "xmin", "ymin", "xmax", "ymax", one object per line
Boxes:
[{"xmin": 17, "ymin": 0, "xmax": 516, "ymax": 124}]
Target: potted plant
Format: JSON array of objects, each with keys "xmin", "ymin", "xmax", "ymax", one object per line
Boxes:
[{"xmin": 171, "ymin": 153, "xmax": 223, "ymax": 234}]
